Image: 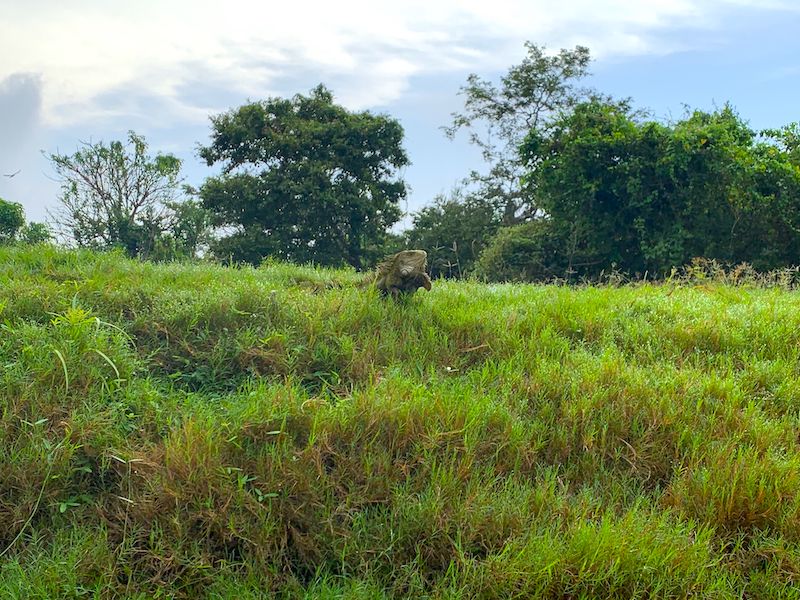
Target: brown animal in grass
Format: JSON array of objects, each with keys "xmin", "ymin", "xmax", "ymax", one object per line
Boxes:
[{"xmin": 373, "ymin": 250, "xmax": 432, "ymax": 297}]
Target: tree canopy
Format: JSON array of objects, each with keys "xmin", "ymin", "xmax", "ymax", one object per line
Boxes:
[
  {"xmin": 0, "ymin": 197, "xmax": 50, "ymax": 245},
  {"xmin": 198, "ymin": 85, "xmax": 409, "ymax": 268},
  {"xmin": 48, "ymin": 132, "xmax": 209, "ymax": 259},
  {"xmin": 0, "ymin": 197, "xmax": 25, "ymax": 243},
  {"xmin": 445, "ymin": 43, "xmax": 592, "ymax": 225},
  {"xmin": 498, "ymin": 99, "xmax": 800, "ymax": 279}
]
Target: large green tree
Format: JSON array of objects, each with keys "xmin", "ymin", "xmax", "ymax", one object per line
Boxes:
[
  {"xmin": 445, "ymin": 43, "xmax": 592, "ymax": 225},
  {"xmin": 198, "ymin": 85, "xmax": 409, "ymax": 268}
]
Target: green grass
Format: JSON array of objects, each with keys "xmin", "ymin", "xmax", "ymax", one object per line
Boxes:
[{"xmin": 3, "ymin": 245, "xmax": 800, "ymax": 597}]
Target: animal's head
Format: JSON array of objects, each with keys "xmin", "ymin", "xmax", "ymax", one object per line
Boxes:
[{"xmin": 395, "ymin": 249, "xmax": 428, "ymax": 277}]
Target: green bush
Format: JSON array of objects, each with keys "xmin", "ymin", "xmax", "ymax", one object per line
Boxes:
[
  {"xmin": 474, "ymin": 219, "xmax": 582, "ymax": 282},
  {"xmin": 405, "ymin": 191, "xmax": 502, "ymax": 278},
  {"xmin": 520, "ymin": 101, "xmax": 800, "ymax": 278}
]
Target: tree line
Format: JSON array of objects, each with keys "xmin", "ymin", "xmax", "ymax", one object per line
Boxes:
[{"xmin": 3, "ymin": 42, "xmax": 799, "ymax": 281}]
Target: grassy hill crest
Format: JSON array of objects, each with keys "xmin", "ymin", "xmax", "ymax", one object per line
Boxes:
[{"xmin": 2, "ymin": 246, "xmax": 800, "ymax": 598}]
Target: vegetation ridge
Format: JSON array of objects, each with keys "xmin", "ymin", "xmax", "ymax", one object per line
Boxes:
[{"xmin": 2, "ymin": 246, "xmax": 800, "ymax": 598}]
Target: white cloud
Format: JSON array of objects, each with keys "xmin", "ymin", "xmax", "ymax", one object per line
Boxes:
[{"xmin": 0, "ymin": 0, "xmax": 792, "ymax": 127}]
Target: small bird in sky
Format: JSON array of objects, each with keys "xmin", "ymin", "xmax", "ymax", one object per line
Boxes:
[{"xmin": 3, "ymin": 169, "xmax": 21, "ymax": 178}]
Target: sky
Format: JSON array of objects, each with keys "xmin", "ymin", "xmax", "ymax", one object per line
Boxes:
[{"xmin": 1, "ymin": 0, "xmax": 799, "ymax": 228}]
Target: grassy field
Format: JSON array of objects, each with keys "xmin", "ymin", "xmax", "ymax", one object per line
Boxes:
[{"xmin": 3, "ymin": 246, "xmax": 800, "ymax": 598}]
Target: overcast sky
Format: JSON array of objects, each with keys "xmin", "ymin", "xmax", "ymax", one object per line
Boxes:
[{"xmin": 1, "ymin": 0, "xmax": 799, "ymax": 226}]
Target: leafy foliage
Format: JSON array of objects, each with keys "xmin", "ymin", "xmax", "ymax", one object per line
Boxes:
[
  {"xmin": 473, "ymin": 219, "xmax": 574, "ymax": 281},
  {"xmin": 0, "ymin": 197, "xmax": 25, "ymax": 243},
  {"xmin": 17, "ymin": 222, "xmax": 52, "ymax": 245},
  {"xmin": 445, "ymin": 43, "xmax": 592, "ymax": 224},
  {"xmin": 483, "ymin": 100, "xmax": 800, "ymax": 281},
  {"xmin": 199, "ymin": 85, "xmax": 409, "ymax": 268},
  {"xmin": 404, "ymin": 188, "xmax": 502, "ymax": 278},
  {"xmin": 0, "ymin": 198, "xmax": 51, "ymax": 245},
  {"xmin": 48, "ymin": 131, "xmax": 208, "ymax": 259}
]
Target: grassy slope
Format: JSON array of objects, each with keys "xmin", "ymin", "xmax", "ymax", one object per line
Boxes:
[{"xmin": 2, "ymin": 246, "xmax": 800, "ymax": 598}]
